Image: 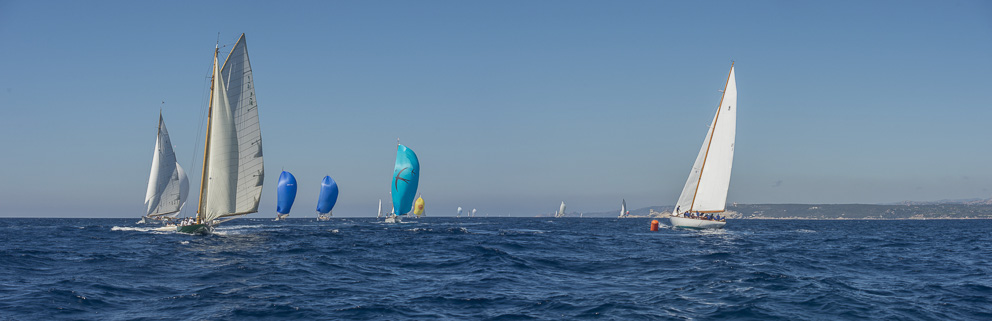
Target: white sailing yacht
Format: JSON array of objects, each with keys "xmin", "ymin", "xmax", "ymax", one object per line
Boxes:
[
  {"xmin": 618, "ymin": 199, "xmax": 627, "ymax": 218},
  {"xmin": 669, "ymin": 63, "xmax": 737, "ymax": 229},
  {"xmin": 555, "ymin": 201, "xmax": 566, "ymax": 218},
  {"xmin": 141, "ymin": 112, "xmax": 189, "ymax": 224},
  {"xmin": 178, "ymin": 34, "xmax": 265, "ymax": 234},
  {"xmin": 376, "ymin": 199, "xmax": 383, "ymax": 218}
]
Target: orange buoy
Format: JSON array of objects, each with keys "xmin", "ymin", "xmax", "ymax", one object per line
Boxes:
[{"xmin": 650, "ymin": 220, "xmax": 659, "ymax": 231}]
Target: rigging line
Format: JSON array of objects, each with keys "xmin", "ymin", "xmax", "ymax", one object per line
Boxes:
[{"xmin": 182, "ymin": 59, "xmax": 214, "ymax": 219}]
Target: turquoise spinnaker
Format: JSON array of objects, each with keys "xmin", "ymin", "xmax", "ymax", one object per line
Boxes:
[{"xmin": 391, "ymin": 144, "xmax": 420, "ymax": 215}]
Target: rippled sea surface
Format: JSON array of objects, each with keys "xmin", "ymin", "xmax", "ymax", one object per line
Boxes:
[{"xmin": 1, "ymin": 218, "xmax": 990, "ymax": 320}]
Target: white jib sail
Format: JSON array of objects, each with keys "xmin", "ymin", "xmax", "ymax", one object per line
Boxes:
[
  {"xmin": 675, "ymin": 66, "xmax": 737, "ymax": 213},
  {"xmin": 202, "ymin": 53, "xmax": 240, "ymax": 223},
  {"xmin": 144, "ymin": 114, "xmax": 189, "ymax": 216}
]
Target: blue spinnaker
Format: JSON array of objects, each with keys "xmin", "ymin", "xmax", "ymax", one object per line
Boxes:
[
  {"xmin": 276, "ymin": 171, "xmax": 298, "ymax": 214},
  {"xmin": 391, "ymin": 144, "xmax": 420, "ymax": 215},
  {"xmin": 316, "ymin": 175, "xmax": 339, "ymax": 214}
]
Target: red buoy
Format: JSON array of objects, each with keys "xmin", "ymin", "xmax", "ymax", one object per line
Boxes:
[{"xmin": 650, "ymin": 220, "xmax": 659, "ymax": 231}]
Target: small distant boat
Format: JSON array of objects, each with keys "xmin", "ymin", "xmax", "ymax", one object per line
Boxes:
[
  {"xmin": 141, "ymin": 112, "xmax": 190, "ymax": 225},
  {"xmin": 384, "ymin": 142, "xmax": 419, "ymax": 223},
  {"xmin": 555, "ymin": 201, "xmax": 566, "ymax": 218},
  {"xmin": 471, "ymin": 208, "xmax": 477, "ymax": 217},
  {"xmin": 316, "ymin": 176, "xmax": 339, "ymax": 221},
  {"xmin": 275, "ymin": 171, "xmax": 297, "ymax": 221},
  {"xmin": 456, "ymin": 206, "xmax": 463, "ymax": 218},
  {"xmin": 376, "ymin": 199, "xmax": 383, "ymax": 219},
  {"xmin": 413, "ymin": 195, "xmax": 425, "ymax": 218},
  {"xmin": 618, "ymin": 199, "xmax": 629, "ymax": 218},
  {"xmin": 669, "ymin": 63, "xmax": 737, "ymax": 229},
  {"xmin": 177, "ymin": 34, "xmax": 265, "ymax": 234}
]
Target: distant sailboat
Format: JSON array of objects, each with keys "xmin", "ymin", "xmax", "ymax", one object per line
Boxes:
[
  {"xmin": 384, "ymin": 143, "xmax": 419, "ymax": 223},
  {"xmin": 141, "ymin": 112, "xmax": 190, "ymax": 224},
  {"xmin": 471, "ymin": 208, "xmax": 477, "ymax": 217},
  {"xmin": 618, "ymin": 199, "xmax": 628, "ymax": 218},
  {"xmin": 457, "ymin": 206, "xmax": 463, "ymax": 218},
  {"xmin": 555, "ymin": 201, "xmax": 566, "ymax": 218},
  {"xmin": 669, "ymin": 63, "xmax": 737, "ymax": 229},
  {"xmin": 178, "ymin": 34, "xmax": 265, "ymax": 234},
  {"xmin": 376, "ymin": 199, "xmax": 383, "ymax": 219},
  {"xmin": 275, "ymin": 171, "xmax": 296, "ymax": 221},
  {"xmin": 413, "ymin": 195, "xmax": 425, "ymax": 218},
  {"xmin": 316, "ymin": 176, "xmax": 339, "ymax": 221}
]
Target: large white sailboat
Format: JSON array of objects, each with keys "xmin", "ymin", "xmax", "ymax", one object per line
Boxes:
[
  {"xmin": 669, "ymin": 63, "xmax": 737, "ymax": 229},
  {"xmin": 141, "ymin": 112, "xmax": 190, "ymax": 224},
  {"xmin": 178, "ymin": 34, "xmax": 265, "ymax": 234},
  {"xmin": 555, "ymin": 201, "xmax": 566, "ymax": 218}
]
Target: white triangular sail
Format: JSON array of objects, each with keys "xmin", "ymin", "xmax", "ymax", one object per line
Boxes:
[
  {"xmin": 556, "ymin": 201, "xmax": 566, "ymax": 218},
  {"xmin": 197, "ymin": 35, "xmax": 264, "ymax": 224},
  {"xmin": 144, "ymin": 113, "xmax": 189, "ymax": 217},
  {"xmin": 675, "ymin": 65, "xmax": 737, "ymax": 214},
  {"xmin": 221, "ymin": 34, "xmax": 264, "ymax": 215},
  {"xmin": 619, "ymin": 199, "xmax": 626, "ymax": 218}
]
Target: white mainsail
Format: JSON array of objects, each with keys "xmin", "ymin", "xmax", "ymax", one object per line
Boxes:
[
  {"xmin": 144, "ymin": 113, "xmax": 190, "ymax": 217},
  {"xmin": 556, "ymin": 202, "xmax": 566, "ymax": 218},
  {"xmin": 222, "ymin": 34, "xmax": 264, "ymax": 215},
  {"xmin": 675, "ymin": 65, "xmax": 737, "ymax": 214},
  {"xmin": 197, "ymin": 34, "xmax": 264, "ymax": 225},
  {"xmin": 377, "ymin": 199, "xmax": 383, "ymax": 218}
]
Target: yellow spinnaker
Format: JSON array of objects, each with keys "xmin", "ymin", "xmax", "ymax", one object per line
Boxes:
[{"xmin": 413, "ymin": 197, "xmax": 425, "ymax": 217}]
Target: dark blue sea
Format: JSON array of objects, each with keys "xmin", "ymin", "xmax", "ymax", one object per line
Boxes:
[{"xmin": 1, "ymin": 218, "xmax": 990, "ymax": 320}]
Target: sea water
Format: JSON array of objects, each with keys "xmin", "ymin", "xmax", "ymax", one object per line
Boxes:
[{"xmin": 0, "ymin": 218, "xmax": 989, "ymax": 320}]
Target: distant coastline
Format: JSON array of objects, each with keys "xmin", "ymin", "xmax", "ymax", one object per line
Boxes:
[{"xmin": 579, "ymin": 199, "xmax": 992, "ymax": 220}]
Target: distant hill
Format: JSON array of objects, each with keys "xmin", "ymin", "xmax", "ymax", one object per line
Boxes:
[
  {"xmin": 573, "ymin": 199, "xmax": 992, "ymax": 219},
  {"xmin": 728, "ymin": 203, "xmax": 992, "ymax": 219}
]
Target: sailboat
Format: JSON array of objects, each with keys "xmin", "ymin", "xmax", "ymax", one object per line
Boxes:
[
  {"xmin": 618, "ymin": 199, "xmax": 628, "ymax": 218},
  {"xmin": 413, "ymin": 195, "xmax": 425, "ymax": 218},
  {"xmin": 471, "ymin": 208, "xmax": 477, "ymax": 217},
  {"xmin": 141, "ymin": 112, "xmax": 190, "ymax": 224},
  {"xmin": 384, "ymin": 143, "xmax": 419, "ymax": 223},
  {"xmin": 555, "ymin": 201, "xmax": 566, "ymax": 218},
  {"xmin": 376, "ymin": 199, "xmax": 383, "ymax": 218},
  {"xmin": 316, "ymin": 176, "xmax": 339, "ymax": 221},
  {"xmin": 456, "ymin": 206, "xmax": 463, "ymax": 218},
  {"xmin": 275, "ymin": 171, "xmax": 296, "ymax": 221},
  {"xmin": 178, "ymin": 34, "xmax": 265, "ymax": 234},
  {"xmin": 669, "ymin": 63, "xmax": 737, "ymax": 229}
]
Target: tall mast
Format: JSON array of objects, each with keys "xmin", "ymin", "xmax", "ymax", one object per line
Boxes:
[
  {"xmin": 689, "ymin": 62, "xmax": 734, "ymax": 212},
  {"xmin": 196, "ymin": 46, "xmax": 219, "ymax": 224}
]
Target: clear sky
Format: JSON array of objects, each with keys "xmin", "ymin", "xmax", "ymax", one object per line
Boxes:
[{"xmin": 1, "ymin": 1, "xmax": 990, "ymax": 218}]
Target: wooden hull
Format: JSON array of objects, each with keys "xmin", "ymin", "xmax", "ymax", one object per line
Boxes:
[
  {"xmin": 176, "ymin": 224, "xmax": 211, "ymax": 234},
  {"xmin": 669, "ymin": 216, "xmax": 726, "ymax": 229}
]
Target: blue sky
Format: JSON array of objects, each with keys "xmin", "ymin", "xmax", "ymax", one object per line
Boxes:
[{"xmin": 1, "ymin": 1, "xmax": 990, "ymax": 217}]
